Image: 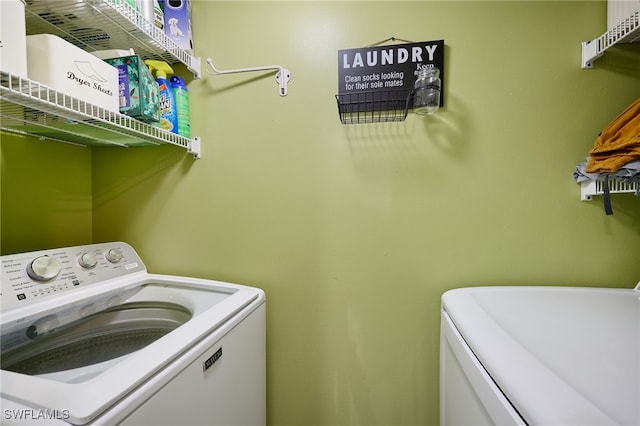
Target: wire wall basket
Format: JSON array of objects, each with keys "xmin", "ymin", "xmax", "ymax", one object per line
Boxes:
[{"xmin": 335, "ymin": 89, "xmax": 413, "ymax": 124}]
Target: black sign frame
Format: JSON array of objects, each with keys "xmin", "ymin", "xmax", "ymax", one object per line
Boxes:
[{"xmin": 337, "ymin": 39, "xmax": 444, "ymax": 109}]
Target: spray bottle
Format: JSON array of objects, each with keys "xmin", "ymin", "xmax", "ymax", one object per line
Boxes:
[
  {"xmin": 170, "ymin": 75, "xmax": 190, "ymax": 138},
  {"xmin": 145, "ymin": 60, "xmax": 178, "ymax": 134}
]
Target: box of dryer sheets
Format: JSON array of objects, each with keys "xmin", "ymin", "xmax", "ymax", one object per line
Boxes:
[
  {"xmin": 26, "ymin": 34, "xmax": 119, "ymax": 113},
  {"xmin": 104, "ymin": 55, "xmax": 159, "ymax": 123},
  {"xmin": 161, "ymin": 0, "xmax": 193, "ymax": 53}
]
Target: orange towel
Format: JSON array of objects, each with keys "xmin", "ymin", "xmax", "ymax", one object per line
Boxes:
[{"xmin": 585, "ymin": 98, "xmax": 640, "ymax": 174}]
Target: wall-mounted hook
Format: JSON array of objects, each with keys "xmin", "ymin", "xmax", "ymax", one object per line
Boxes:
[{"xmin": 205, "ymin": 58, "xmax": 291, "ymax": 96}]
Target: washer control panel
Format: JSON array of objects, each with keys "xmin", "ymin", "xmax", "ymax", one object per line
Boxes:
[{"xmin": 1, "ymin": 242, "xmax": 145, "ymax": 309}]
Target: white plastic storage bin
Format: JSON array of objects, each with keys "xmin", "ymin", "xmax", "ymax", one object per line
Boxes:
[
  {"xmin": 26, "ymin": 34, "xmax": 119, "ymax": 113},
  {"xmin": 0, "ymin": 0, "xmax": 28, "ymax": 78}
]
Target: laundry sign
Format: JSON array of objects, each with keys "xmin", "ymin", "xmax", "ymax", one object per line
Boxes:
[{"xmin": 338, "ymin": 39, "xmax": 444, "ymax": 107}]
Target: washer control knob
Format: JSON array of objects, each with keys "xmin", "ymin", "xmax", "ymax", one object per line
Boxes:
[
  {"xmin": 27, "ymin": 255, "xmax": 62, "ymax": 282},
  {"xmin": 105, "ymin": 248, "xmax": 123, "ymax": 263},
  {"xmin": 78, "ymin": 252, "xmax": 98, "ymax": 269}
]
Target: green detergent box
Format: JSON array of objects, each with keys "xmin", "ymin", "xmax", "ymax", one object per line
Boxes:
[{"xmin": 104, "ymin": 55, "xmax": 159, "ymax": 123}]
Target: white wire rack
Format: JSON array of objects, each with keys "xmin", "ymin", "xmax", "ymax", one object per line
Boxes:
[
  {"xmin": 24, "ymin": 0, "xmax": 201, "ymax": 78},
  {"xmin": 4, "ymin": 0, "xmax": 202, "ymax": 158},
  {"xmin": 582, "ymin": 9, "xmax": 640, "ymax": 68},
  {"xmin": 580, "ymin": 179, "xmax": 639, "ymax": 201},
  {"xmin": 1, "ymin": 71, "xmax": 201, "ymax": 158}
]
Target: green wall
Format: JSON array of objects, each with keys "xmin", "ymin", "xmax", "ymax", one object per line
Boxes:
[
  {"xmin": 2, "ymin": 1, "xmax": 640, "ymax": 425},
  {"xmin": 1, "ymin": 133, "xmax": 92, "ymax": 253}
]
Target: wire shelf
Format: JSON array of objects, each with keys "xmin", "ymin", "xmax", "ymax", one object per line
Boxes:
[
  {"xmin": 581, "ymin": 9, "xmax": 640, "ymax": 68},
  {"xmin": 1, "ymin": 71, "xmax": 199, "ymax": 156},
  {"xmin": 23, "ymin": 0, "xmax": 200, "ymax": 77},
  {"xmin": 580, "ymin": 178, "xmax": 639, "ymax": 201},
  {"xmin": 335, "ymin": 89, "xmax": 412, "ymax": 124}
]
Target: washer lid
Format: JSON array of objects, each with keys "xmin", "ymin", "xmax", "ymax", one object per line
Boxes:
[{"xmin": 442, "ymin": 286, "xmax": 640, "ymax": 426}]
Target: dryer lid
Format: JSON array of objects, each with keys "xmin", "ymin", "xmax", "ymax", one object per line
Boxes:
[{"xmin": 442, "ymin": 286, "xmax": 640, "ymax": 426}]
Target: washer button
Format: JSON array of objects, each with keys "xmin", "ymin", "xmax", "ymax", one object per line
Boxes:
[
  {"xmin": 105, "ymin": 248, "xmax": 123, "ymax": 263},
  {"xmin": 78, "ymin": 252, "xmax": 98, "ymax": 269}
]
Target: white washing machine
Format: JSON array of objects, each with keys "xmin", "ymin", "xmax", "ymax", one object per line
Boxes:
[
  {"xmin": 0, "ymin": 242, "xmax": 266, "ymax": 425},
  {"xmin": 440, "ymin": 284, "xmax": 639, "ymax": 426}
]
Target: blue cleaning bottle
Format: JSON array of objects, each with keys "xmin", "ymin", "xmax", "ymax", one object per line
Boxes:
[
  {"xmin": 170, "ymin": 75, "xmax": 190, "ymax": 138},
  {"xmin": 144, "ymin": 60, "xmax": 178, "ymax": 134}
]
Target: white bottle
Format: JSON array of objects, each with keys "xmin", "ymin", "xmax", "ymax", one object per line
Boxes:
[
  {"xmin": 137, "ymin": 0, "xmax": 164, "ymax": 30},
  {"xmin": 152, "ymin": 0, "xmax": 164, "ymax": 30},
  {"xmin": 136, "ymin": 0, "xmax": 153, "ymax": 25}
]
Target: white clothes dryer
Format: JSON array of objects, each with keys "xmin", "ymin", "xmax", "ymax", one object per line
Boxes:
[
  {"xmin": 440, "ymin": 284, "xmax": 639, "ymax": 426},
  {"xmin": 0, "ymin": 242, "xmax": 266, "ymax": 425}
]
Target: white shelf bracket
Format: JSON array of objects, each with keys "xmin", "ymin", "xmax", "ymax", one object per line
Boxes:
[
  {"xmin": 581, "ymin": 40, "xmax": 602, "ymax": 69},
  {"xmin": 205, "ymin": 58, "xmax": 291, "ymax": 96},
  {"xmin": 188, "ymin": 137, "xmax": 201, "ymax": 159}
]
